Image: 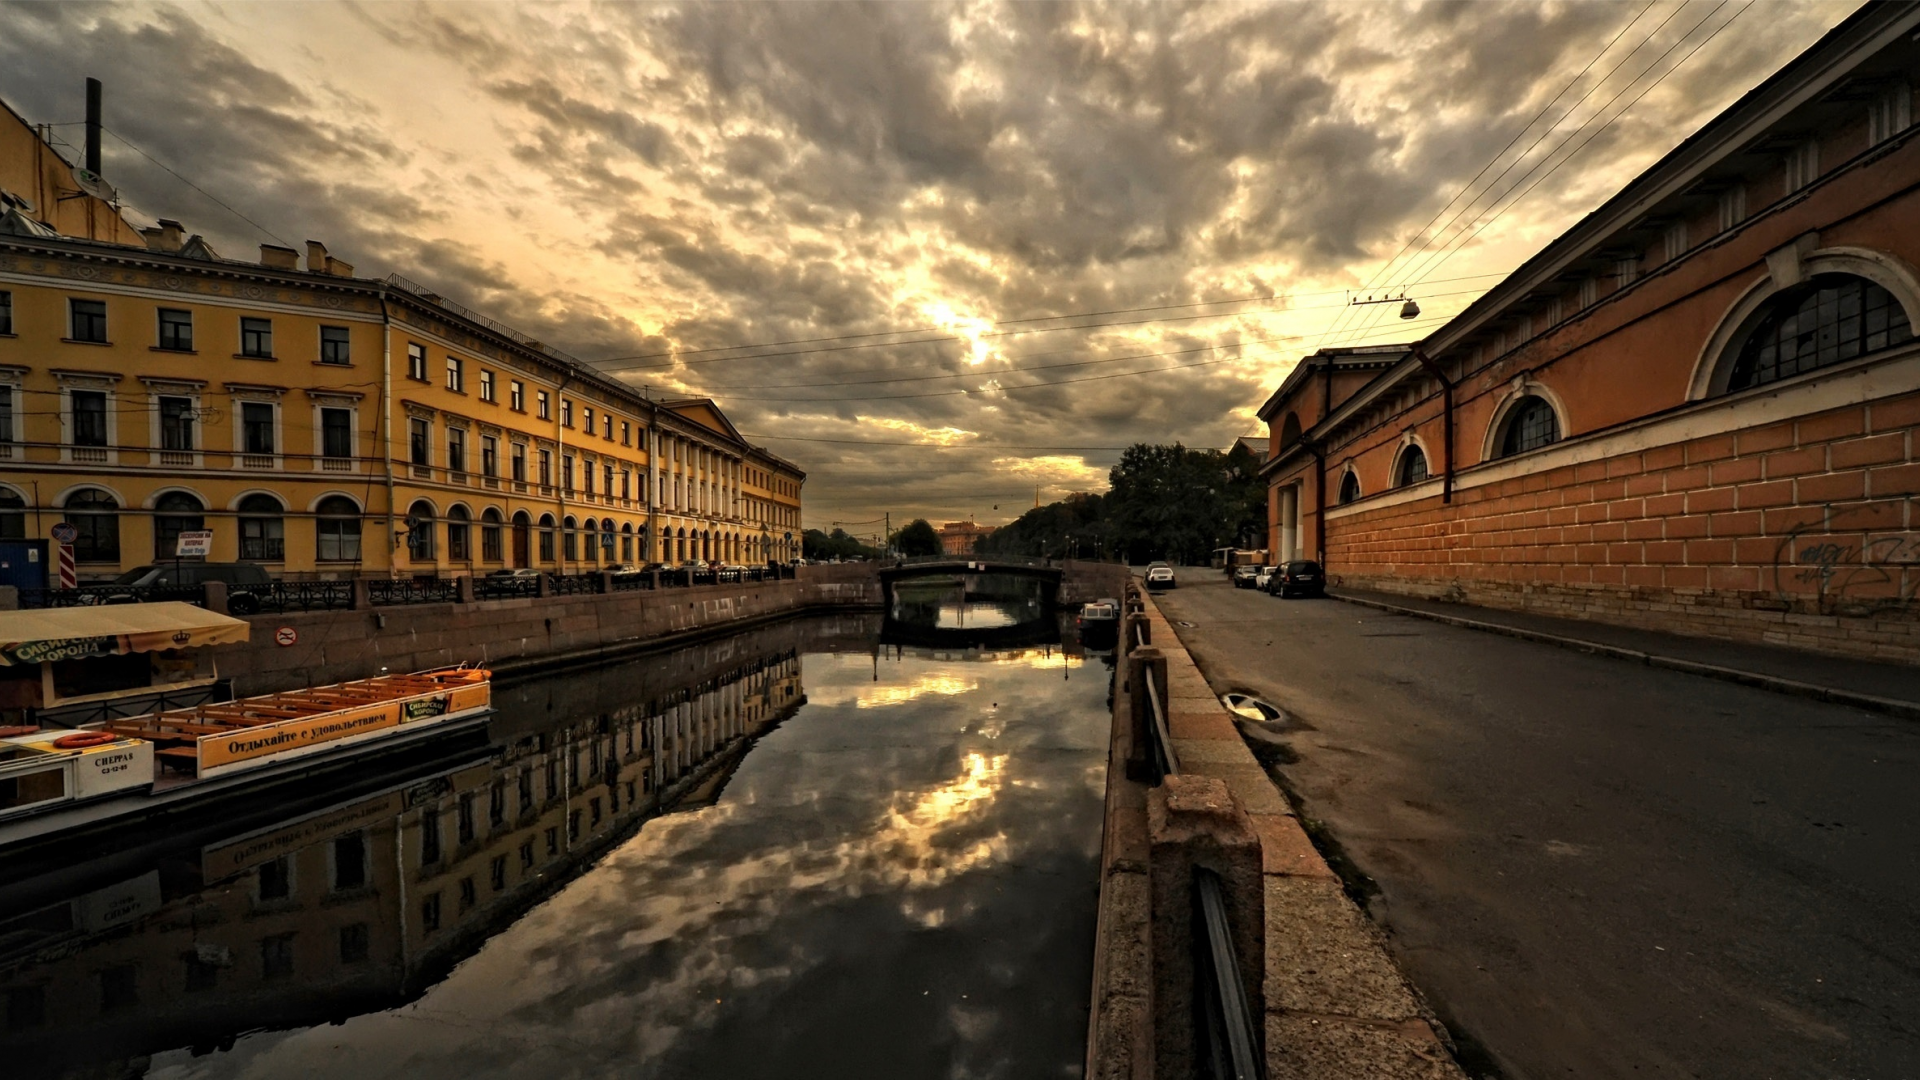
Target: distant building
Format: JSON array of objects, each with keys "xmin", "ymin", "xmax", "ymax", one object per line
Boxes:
[
  {"xmin": 938, "ymin": 520, "xmax": 995, "ymax": 555},
  {"xmin": 1256, "ymin": 6, "xmax": 1920, "ymax": 660},
  {"xmin": 0, "ymin": 88, "xmax": 803, "ymax": 579}
]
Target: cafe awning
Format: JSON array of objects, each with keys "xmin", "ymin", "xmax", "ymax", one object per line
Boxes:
[{"xmin": 0, "ymin": 602, "xmax": 251, "ymax": 667}]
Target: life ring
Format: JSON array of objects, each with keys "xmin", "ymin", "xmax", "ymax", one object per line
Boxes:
[{"xmin": 53, "ymin": 731, "xmax": 117, "ymax": 749}]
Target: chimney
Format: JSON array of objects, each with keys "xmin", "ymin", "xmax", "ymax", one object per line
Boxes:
[
  {"xmin": 305, "ymin": 240, "xmax": 329, "ymax": 274},
  {"xmin": 327, "ymin": 258, "xmax": 354, "ymax": 278},
  {"xmin": 84, "ymin": 77, "xmax": 102, "ymax": 176},
  {"xmin": 259, "ymin": 244, "xmax": 299, "ymax": 270},
  {"xmin": 140, "ymin": 218, "xmax": 186, "ymax": 253}
]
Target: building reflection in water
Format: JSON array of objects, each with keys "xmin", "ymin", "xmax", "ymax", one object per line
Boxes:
[{"xmin": 0, "ymin": 619, "xmax": 826, "ymax": 1080}]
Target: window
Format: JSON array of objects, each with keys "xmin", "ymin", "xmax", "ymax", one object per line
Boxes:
[
  {"xmin": 482, "ymin": 508, "xmax": 503, "ymax": 560},
  {"xmin": 582, "ymin": 459, "xmax": 595, "ymax": 495},
  {"xmin": 490, "ymin": 854, "xmax": 507, "ymax": 891},
  {"xmin": 447, "ymin": 505, "xmax": 471, "ymax": 561},
  {"xmin": 0, "ymin": 290, "xmax": 11, "ymax": 335},
  {"xmin": 536, "ymin": 390, "xmax": 551, "ymax": 419},
  {"xmin": 406, "ymin": 500, "xmax": 436, "ymax": 561},
  {"xmin": 321, "ymin": 407, "xmax": 352, "ymax": 460},
  {"xmin": 1395, "ymin": 445, "xmax": 1429, "ymax": 487},
  {"xmin": 1578, "ymin": 277, "xmax": 1598, "ymax": 310},
  {"xmin": 70, "ymin": 298, "xmax": 107, "ymax": 342},
  {"xmin": 603, "ymin": 415, "xmax": 613, "ymax": 440},
  {"xmin": 242, "ymin": 402, "xmax": 275, "ymax": 454},
  {"xmin": 479, "ymin": 369, "xmax": 495, "ymax": 402},
  {"xmin": 316, "ymin": 496, "xmax": 361, "ymax": 562},
  {"xmin": 410, "ymin": 417, "xmax": 431, "ymax": 466},
  {"xmin": 238, "ymin": 494, "xmax": 284, "ymax": 561},
  {"xmin": 481, "ymin": 435, "xmax": 498, "ymax": 477},
  {"xmin": 1724, "ymin": 274, "xmax": 1913, "ymax": 392},
  {"xmin": 157, "ymin": 308, "xmax": 193, "ymax": 350},
  {"xmin": 562, "ymin": 454, "xmax": 575, "ymax": 492},
  {"xmin": 560, "ymin": 399, "xmax": 573, "ymax": 427},
  {"xmin": 240, "ymin": 317, "xmax": 273, "ymax": 358},
  {"xmin": 1717, "ymin": 185, "xmax": 1745, "ymax": 232},
  {"xmin": 621, "ymin": 470, "xmax": 631, "ymax": 500},
  {"xmin": 153, "ymin": 492, "xmax": 205, "ymax": 559},
  {"xmin": 71, "ymin": 390, "xmax": 108, "ymax": 447},
  {"xmin": 1784, "ymin": 139, "xmax": 1819, "ymax": 195},
  {"xmin": 563, "ymin": 516, "xmax": 578, "ymax": 560},
  {"xmin": 458, "ymin": 793, "xmax": 475, "ymax": 843},
  {"xmin": 1615, "ymin": 257, "xmax": 1639, "ymax": 289},
  {"xmin": 258, "ymin": 856, "xmax": 291, "ymax": 900},
  {"xmin": 1869, "ymin": 82, "xmax": 1912, "ymax": 145},
  {"xmin": 339, "ymin": 924, "xmax": 370, "ymax": 964},
  {"xmin": 333, "ymin": 833, "xmax": 367, "ymax": 890},
  {"xmin": 261, "ymin": 933, "xmax": 296, "ymax": 979},
  {"xmin": 0, "ymin": 489, "xmax": 23, "ymax": 541},
  {"xmin": 421, "ymin": 893, "xmax": 441, "ymax": 934},
  {"xmin": 447, "ymin": 427, "xmax": 467, "ymax": 476},
  {"xmin": 407, "ymin": 342, "xmax": 428, "ymax": 381},
  {"xmin": 446, "ymin": 356, "xmax": 464, "ymax": 392},
  {"xmin": 159, "ymin": 396, "xmax": 195, "ymax": 451},
  {"xmin": 582, "ymin": 406, "xmax": 594, "ymax": 433},
  {"xmin": 459, "ymin": 876, "xmax": 477, "ymax": 911},
  {"xmin": 420, "ymin": 811, "xmax": 441, "ymax": 865},
  {"xmin": 66, "ymin": 488, "xmax": 119, "ymax": 562},
  {"xmin": 511, "ymin": 442, "xmax": 527, "ymax": 482},
  {"xmin": 539, "ymin": 514, "xmax": 556, "ymax": 561},
  {"xmin": 538, "ymin": 449, "xmax": 552, "ymax": 488},
  {"xmin": 1337, "ymin": 470, "xmax": 1360, "ymax": 505},
  {"xmin": 319, "ymin": 325, "xmax": 351, "ymax": 365},
  {"xmin": 510, "ymin": 380, "xmax": 525, "ymax": 411},
  {"xmin": 621, "ymin": 421, "xmax": 630, "ymax": 446},
  {"xmin": 1497, "ymin": 396, "xmax": 1561, "ymax": 457},
  {"xmin": 1663, "ymin": 221, "xmax": 1688, "ymax": 263},
  {"xmin": 603, "ymin": 463, "xmax": 614, "ymax": 495}
]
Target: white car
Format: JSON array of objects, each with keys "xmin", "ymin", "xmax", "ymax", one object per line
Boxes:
[
  {"xmin": 1144, "ymin": 562, "xmax": 1176, "ymax": 589},
  {"xmin": 1253, "ymin": 565, "xmax": 1277, "ymax": 591}
]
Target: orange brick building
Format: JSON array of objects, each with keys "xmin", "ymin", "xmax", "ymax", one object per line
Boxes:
[{"xmin": 1258, "ymin": 5, "xmax": 1920, "ymax": 661}]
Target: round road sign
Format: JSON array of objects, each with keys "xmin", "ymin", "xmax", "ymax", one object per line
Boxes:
[
  {"xmin": 274, "ymin": 627, "xmax": 299, "ymax": 647},
  {"xmin": 50, "ymin": 522, "xmax": 78, "ymax": 544}
]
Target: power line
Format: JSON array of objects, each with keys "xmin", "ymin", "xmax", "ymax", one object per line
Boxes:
[{"xmin": 101, "ymin": 126, "xmax": 294, "ymax": 248}]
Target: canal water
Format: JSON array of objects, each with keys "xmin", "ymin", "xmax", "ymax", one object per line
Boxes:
[{"xmin": 3, "ymin": 602, "xmax": 1114, "ymax": 1079}]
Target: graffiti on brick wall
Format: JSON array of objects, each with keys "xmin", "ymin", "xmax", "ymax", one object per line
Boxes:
[{"xmin": 1774, "ymin": 526, "xmax": 1920, "ymax": 615}]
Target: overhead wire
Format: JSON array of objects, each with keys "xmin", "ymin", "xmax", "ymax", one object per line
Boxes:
[{"xmin": 100, "ymin": 126, "xmax": 295, "ymax": 248}]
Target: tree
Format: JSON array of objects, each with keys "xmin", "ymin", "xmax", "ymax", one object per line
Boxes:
[
  {"xmin": 893, "ymin": 518, "xmax": 942, "ymax": 557},
  {"xmin": 803, "ymin": 527, "xmax": 879, "ymax": 560},
  {"xmin": 1104, "ymin": 443, "xmax": 1242, "ymax": 564}
]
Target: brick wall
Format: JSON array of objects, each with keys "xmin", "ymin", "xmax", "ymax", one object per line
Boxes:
[{"xmin": 1328, "ymin": 392, "xmax": 1920, "ymax": 663}]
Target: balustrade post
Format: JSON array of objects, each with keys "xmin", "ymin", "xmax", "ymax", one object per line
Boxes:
[
  {"xmin": 598, "ymin": 571, "xmax": 614, "ymax": 594},
  {"xmin": 650, "ymin": 570, "xmax": 662, "ymax": 591},
  {"xmin": 350, "ymin": 578, "xmax": 371, "ymax": 610},
  {"xmin": 0, "ymin": 585, "xmax": 16, "ymax": 611},
  {"xmin": 537, "ymin": 573, "xmax": 553, "ymax": 599},
  {"xmin": 201, "ymin": 581, "xmax": 230, "ymax": 616},
  {"xmin": 457, "ymin": 575, "xmax": 477, "ymax": 604}
]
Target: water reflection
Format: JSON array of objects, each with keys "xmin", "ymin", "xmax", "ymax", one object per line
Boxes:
[{"xmin": 3, "ymin": 609, "xmax": 1110, "ymax": 1080}]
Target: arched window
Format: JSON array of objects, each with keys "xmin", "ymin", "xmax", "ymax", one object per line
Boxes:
[
  {"xmin": 1395, "ymin": 445, "xmax": 1429, "ymax": 487},
  {"xmin": 538, "ymin": 514, "xmax": 556, "ymax": 562},
  {"xmin": 1279, "ymin": 412, "xmax": 1302, "ymax": 449},
  {"xmin": 481, "ymin": 508, "xmax": 503, "ymax": 562},
  {"xmin": 315, "ymin": 496, "xmax": 361, "ymax": 562},
  {"xmin": 621, "ymin": 522, "xmax": 634, "ymax": 562},
  {"xmin": 1497, "ymin": 396, "xmax": 1560, "ymax": 458},
  {"xmin": 601, "ymin": 518, "xmax": 616, "ymax": 560},
  {"xmin": 563, "ymin": 516, "xmax": 579, "ymax": 561},
  {"xmin": 237, "ymin": 493, "xmax": 284, "ymax": 561},
  {"xmin": 0, "ymin": 489, "xmax": 25, "ymax": 541},
  {"xmin": 406, "ymin": 500, "xmax": 436, "ymax": 561},
  {"xmin": 153, "ymin": 491, "xmax": 205, "ymax": 560},
  {"xmin": 1725, "ymin": 274, "xmax": 1913, "ymax": 392},
  {"xmin": 1337, "ymin": 470, "xmax": 1361, "ymax": 506},
  {"xmin": 677, "ymin": 528, "xmax": 687, "ymax": 562},
  {"xmin": 510, "ymin": 510, "xmax": 531, "ymax": 566},
  {"xmin": 446, "ymin": 505, "xmax": 471, "ymax": 561},
  {"xmin": 582, "ymin": 518, "xmax": 597, "ymax": 563},
  {"xmin": 65, "ymin": 488, "xmax": 120, "ymax": 563}
]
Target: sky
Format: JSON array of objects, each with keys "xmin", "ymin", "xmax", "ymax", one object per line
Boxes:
[{"xmin": 0, "ymin": 0, "xmax": 1859, "ymax": 534}]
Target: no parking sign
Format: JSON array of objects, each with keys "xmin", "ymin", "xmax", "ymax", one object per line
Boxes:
[{"xmin": 274, "ymin": 627, "xmax": 298, "ymax": 647}]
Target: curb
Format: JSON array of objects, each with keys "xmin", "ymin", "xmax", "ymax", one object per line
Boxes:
[{"xmin": 1332, "ymin": 592, "xmax": 1920, "ymax": 722}]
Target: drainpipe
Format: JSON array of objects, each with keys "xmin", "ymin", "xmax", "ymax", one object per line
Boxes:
[
  {"xmin": 1320, "ymin": 356, "xmax": 1333, "ymax": 421},
  {"xmin": 1411, "ymin": 346, "xmax": 1455, "ymax": 504},
  {"xmin": 379, "ymin": 295, "xmax": 397, "ymax": 576}
]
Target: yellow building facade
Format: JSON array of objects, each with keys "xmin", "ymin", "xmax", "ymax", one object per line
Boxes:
[{"xmin": 0, "ymin": 104, "xmax": 802, "ymax": 581}]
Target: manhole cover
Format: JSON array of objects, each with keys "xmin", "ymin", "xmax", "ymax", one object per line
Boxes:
[{"xmin": 1177, "ymin": 620, "xmax": 1197, "ymax": 628}]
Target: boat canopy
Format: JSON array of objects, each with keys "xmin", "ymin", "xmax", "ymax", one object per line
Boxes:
[{"xmin": 0, "ymin": 602, "xmax": 251, "ymax": 668}]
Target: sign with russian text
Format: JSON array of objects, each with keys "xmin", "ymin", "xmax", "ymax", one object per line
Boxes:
[{"xmin": 175, "ymin": 530, "xmax": 214, "ymax": 558}]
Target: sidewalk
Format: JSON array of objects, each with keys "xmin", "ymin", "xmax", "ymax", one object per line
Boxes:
[{"xmin": 1333, "ymin": 588, "xmax": 1920, "ymax": 718}]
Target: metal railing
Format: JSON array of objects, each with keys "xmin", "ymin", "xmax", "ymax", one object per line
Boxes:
[
  {"xmin": 19, "ymin": 583, "xmax": 202, "ymax": 608},
  {"xmin": 473, "ymin": 575, "xmax": 542, "ymax": 601},
  {"xmin": 1135, "ymin": 604, "xmax": 1263, "ymax": 1080},
  {"xmin": 231, "ymin": 581, "xmax": 355, "ymax": 614},
  {"xmin": 366, "ymin": 578, "xmax": 462, "ymax": 606},
  {"xmin": 549, "ymin": 573, "xmax": 600, "ymax": 596}
]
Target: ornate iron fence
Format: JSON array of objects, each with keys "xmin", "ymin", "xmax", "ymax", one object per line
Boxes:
[
  {"xmin": 19, "ymin": 584, "xmax": 203, "ymax": 609},
  {"xmin": 548, "ymin": 573, "xmax": 602, "ymax": 596},
  {"xmin": 231, "ymin": 581, "xmax": 356, "ymax": 614},
  {"xmin": 474, "ymin": 575, "xmax": 542, "ymax": 601},
  {"xmin": 366, "ymin": 578, "xmax": 462, "ymax": 606}
]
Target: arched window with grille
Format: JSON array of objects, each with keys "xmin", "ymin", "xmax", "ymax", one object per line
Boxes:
[
  {"xmin": 406, "ymin": 500, "xmax": 436, "ymax": 562},
  {"xmin": 0, "ymin": 488, "xmax": 25, "ymax": 541},
  {"xmin": 153, "ymin": 491, "xmax": 205, "ymax": 560},
  {"xmin": 621, "ymin": 523, "xmax": 634, "ymax": 562},
  {"xmin": 1337, "ymin": 470, "xmax": 1361, "ymax": 505},
  {"xmin": 481, "ymin": 509, "xmax": 504, "ymax": 562},
  {"xmin": 581, "ymin": 518, "xmax": 597, "ymax": 563},
  {"xmin": 563, "ymin": 516, "xmax": 579, "ymax": 561},
  {"xmin": 315, "ymin": 496, "xmax": 361, "ymax": 562},
  {"xmin": 1495, "ymin": 396, "xmax": 1561, "ymax": 458},
  {"xmin": 66, "ymin": 489, "xmax": 120, "ymax": 563},
  {"xmin": 446, "ymin": 505, "xmax": 471, "ymax": 561},
  {"xmin": 237, "ymin": 493, "xmax": 285, "ymax": 561},
  {"xmin": 1723, "ymin": 274, "xmax": 1913, "ymax": 392},
  {"xmin": 538, "ymin": 514, "xmax": 556, "ymax": 562},
  {"xmin": 1395, "ymin": 445, "xmax": 1429, "ymax": 487}
]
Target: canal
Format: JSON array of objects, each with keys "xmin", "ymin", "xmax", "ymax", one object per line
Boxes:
[{"xmin": 3, "ymin": 601, "xmax": 1114, "ymax": 1079}]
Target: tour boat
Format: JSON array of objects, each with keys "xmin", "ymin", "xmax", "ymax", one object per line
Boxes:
[{"xmin": 0, "ymin": 666, "xmax": 492, "ymax": 850}]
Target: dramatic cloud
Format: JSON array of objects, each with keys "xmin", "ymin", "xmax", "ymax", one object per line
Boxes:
[{"xmin": 0, "ymin": 0, "xmax": 1856, "ymax": 527}]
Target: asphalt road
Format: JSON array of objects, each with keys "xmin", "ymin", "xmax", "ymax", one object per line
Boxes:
[{"xmin": 1151, "ymin": 573, "xmax": 1920, "ymax": 1080}]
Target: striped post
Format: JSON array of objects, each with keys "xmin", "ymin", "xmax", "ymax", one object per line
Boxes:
[{"xmin": 57, "ymin": 544, "xmax": 76, "ymax": 589}]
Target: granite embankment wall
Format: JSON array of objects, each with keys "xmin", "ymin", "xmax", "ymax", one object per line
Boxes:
[{"xmin": 223, "ymin": 564, "xmax": 883, "ymax": 696}]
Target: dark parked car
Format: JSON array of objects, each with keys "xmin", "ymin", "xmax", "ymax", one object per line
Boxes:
[
  {"xmin": 110, "ymin": 562, "xmax": 274, "ymax": 613},
  {"xmin": 1266, "ymin": 560, "xmax": 1325, "ymax": 598}
]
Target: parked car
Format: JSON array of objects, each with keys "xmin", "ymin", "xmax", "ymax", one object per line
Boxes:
[
  {"xmin": 1267, "ymin": 560, "xmax": 1326, "ymax": 598},
  {"xmin": 486, "ymin": 567, "xmax": 542, "ymax": 579},
  {"xmin": 109, "ymin": 562, "xmax": 275, "ymax": 614},
  {"xmin": 1253, "ymin": 565, "xmax": 1277, "ymax": 591},
  {"xmin": 1144, "ymin": 562, "xmax": 1176, "ymax": 590},
  {"xmin": 1231, "ymin": 565, "xmax": 1261, "ymax": 589}
]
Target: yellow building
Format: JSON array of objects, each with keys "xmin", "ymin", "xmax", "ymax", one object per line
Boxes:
[{"xmin": 0, "ymin": 97, "xmax": 803, "ymax": 580}]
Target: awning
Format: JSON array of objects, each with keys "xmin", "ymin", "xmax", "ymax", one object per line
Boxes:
[{"xmin": 0, "ymin": 602, "xmax": 251, "ymax": 667}]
